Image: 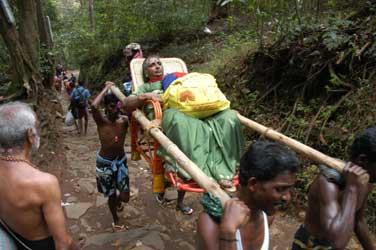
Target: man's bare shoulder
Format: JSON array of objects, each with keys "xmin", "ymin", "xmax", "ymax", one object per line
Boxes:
[
  {"xmin": 309, "ymin": 174, "xmax": 340, "ymax": 199},
  {"xmin": 37, "ymin": 171, "xmax": 59, "ymax": 186},
  {"xmin": 26, "ymin": 168, "xmax": 60, "ymax": 193}
]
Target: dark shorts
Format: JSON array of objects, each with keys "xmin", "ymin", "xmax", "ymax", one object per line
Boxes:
[
  {"xmin": 0, "ymin": 222, "xmax": 55, "ymax": 250},
  {"xmin": 15, "ymin": 236, "xmax": 55, "ymax": 250},
  {"xmin": 76, "ymin": 107, "xmax": 88, "ymax": 119},
  {"xmin": 96, "ymin": 154, "xmax": 129, "ymax": 197},
  {"xmin": 71, "ymin": 106, "xmax": 87, "ymax": 119},
  {"xmin": 292, "ymin": 225, "xmax": 333, "ymax": 250}
]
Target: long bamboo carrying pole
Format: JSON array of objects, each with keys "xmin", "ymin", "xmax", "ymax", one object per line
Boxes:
[
  {"xmin": 110, "ymin": 86, "xmax": 230, "ymax": 205},
  {"xmin": 237, "ymin": 114, "xmax": 346, "ymax": 172}
]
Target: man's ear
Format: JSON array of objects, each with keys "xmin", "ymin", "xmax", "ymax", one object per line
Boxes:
[
  {"xmin": 26, "ymin": 128, "xmax": 34, "ymax": 145},
  {"xmin": 247, "ymin": 177, "xmax": 258, "ymax": 192}
]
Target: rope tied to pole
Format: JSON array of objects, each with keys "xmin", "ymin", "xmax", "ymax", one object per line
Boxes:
[
  {"xmin": 262, "ymin": 127, "xmax": 272, "ymax": 138},
  {"xmin": 143, "ymin": 119, "xmax": 162, "ymax": 137}
]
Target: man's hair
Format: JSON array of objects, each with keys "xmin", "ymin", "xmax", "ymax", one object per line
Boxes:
[
  {"xmin": 142, "ymin": 55, "xmax": 160, "ymax": 81},
  {"xmin": 350, "ymin": 126, "xmax": 376, "ymax": 163},
  {"xmin": 0, "ymin": 102, "xmax": 37, "ymax": 149},
  {"xmin": 78, "ymin": 80, "xmax": 84, "ymax": 86},
  {"xmin": 124, "ymin": 43, "xmax": 141, "ymax": 54},
  {"xmin": 104, "ymin": 93, "xmax": 119, "ymax": 106},
  {"xmin": 239, "ymin": 140, "xmax": 300, "ymax": 186}
]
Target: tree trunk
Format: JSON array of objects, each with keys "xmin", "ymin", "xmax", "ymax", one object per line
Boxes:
[
  {"xmin": 36, "ymin": 0, "xmax": 52, "ymax": 49},
  {"xmin": 88, "ymin": 0, "xmax": 95, "ymax": 31},
  {"xmin": 79, "ymin": 0, "xmax": 84, "ymax": 9},
  {"xmin": 36, "ymin": 0, "xmax": 54, "ymax": 88},
  {"xmin": 0, "ymin": 1, "xmax": 40, "ymax": 97},
  {"xmin": 17, "ymin": 0, "xmax": 40, "ymax": 69},
  {"xmin": 316, "ymin": 0, "xmax": 321, "ymax": 20}
]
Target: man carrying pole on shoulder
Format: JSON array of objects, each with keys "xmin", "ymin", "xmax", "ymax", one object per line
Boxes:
[
  {"xmin": 292, "ymin": 127, "xmax": 376, "ymax": 250},
  {"xmin": 197, "ymin": 140, "xmax": 300, "ymax": 250}
]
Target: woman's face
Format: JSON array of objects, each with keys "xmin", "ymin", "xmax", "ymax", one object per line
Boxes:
[{"xmin": 146, "ymin": 57, "xmax": 163, "ymax": 79}]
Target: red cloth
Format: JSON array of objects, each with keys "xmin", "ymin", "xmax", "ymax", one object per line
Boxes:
[{"xmin": 149, "ymin": 76, "xmax": 163, "ymax": 83}]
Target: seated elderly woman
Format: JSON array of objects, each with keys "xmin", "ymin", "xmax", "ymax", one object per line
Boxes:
[{"xmin": 123, "ymin": 55, "xmax": 244, "ymax": 214}]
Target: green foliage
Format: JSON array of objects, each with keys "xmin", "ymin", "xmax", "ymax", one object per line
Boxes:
[
  {"xmin": 43, "ymin": 0, "xmax": 59, "ymax": 24},
  {"xmin": 52, "ymin": 0, "xmax": 212, "ymax": 70},
  {"xmin": 295, "ymin": 164, "xmax": 319, "ymax": 205},
  {"xmin": 322, "ymin": 18, "xmax": 353, "ymax": 51}
]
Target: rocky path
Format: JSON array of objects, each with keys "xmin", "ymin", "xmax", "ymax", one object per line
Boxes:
[{"xmin": 57, "ymin": 83, "xmax": 362, "ymax": 250}]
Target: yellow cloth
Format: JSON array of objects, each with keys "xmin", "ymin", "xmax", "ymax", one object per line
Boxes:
[{"xmin": 162, "ymin": 73, "xmax": 230, "ymax": 119}]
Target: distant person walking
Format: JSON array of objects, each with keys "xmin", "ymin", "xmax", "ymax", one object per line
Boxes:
[{"xmin": 70, "ymin": 81, "xmax": 91, "ymax": 135}]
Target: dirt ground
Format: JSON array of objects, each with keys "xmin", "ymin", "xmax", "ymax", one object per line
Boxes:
[{"xmin": 54, "ymin": 78, "xmax": 364, "ymax": 250}]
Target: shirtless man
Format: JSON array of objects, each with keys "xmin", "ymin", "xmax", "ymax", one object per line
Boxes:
[
  {"xmin": 0, "ymin": 102, "xmax": 78, "ymax": 250},
  {"xmin": 91, "ymin": 82, "xmax": 130, "ymax": 231},
  {"xmin": 292, "ymin": 127, "xmax": 376, "ymax": 250},
  {"xmin": 197, "ymin": 140, "xmax": 300, "ymax": 250}
]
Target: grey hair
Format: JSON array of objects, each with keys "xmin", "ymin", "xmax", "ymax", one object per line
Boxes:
[
  {"xmin": 0, "ymin": 102, "xmax": 37, "ymax": 149},
  {"xmin": 142, "ymin": 55, "xmax": 160, "ymax": 82}
]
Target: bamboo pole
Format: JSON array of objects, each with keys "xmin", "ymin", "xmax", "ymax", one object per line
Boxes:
[
  {"xmin": 110, "ymin": 86, "xmax": 230, "ymax": 205},
  {"xmin": 237, "ymin": 114, "xmax": 345, "ymax": 172},
  {"xmin": 110, "ymin": 86, "xmax": 126, "ymax": 104},
  {"xmin": 237, "ymin": 114, "xmax": 369, "ymax": 183}
]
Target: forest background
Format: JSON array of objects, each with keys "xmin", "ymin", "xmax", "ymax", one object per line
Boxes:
[{"xmin": 0, "ymin": 0, "xmax": 375, "ymax": 232}]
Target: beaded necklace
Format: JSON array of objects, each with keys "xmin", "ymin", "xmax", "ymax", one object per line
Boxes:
[{"xmin": 0, "ymin": 155, "xmax": 38, "ymax": 169}]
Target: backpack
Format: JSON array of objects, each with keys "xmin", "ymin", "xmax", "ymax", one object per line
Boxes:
[{"xmin": 73, "ymin": 88, "xmax": 86, "ymax": 109}]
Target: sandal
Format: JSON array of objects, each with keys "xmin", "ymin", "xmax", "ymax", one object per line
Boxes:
[
  {"xmin": 155, "ymin": 194, "xmax": 174, "ymax": 205},
  {"xmin": 176, "ymin": 205, "xmax": 194, "ymax": 215},
  {"xmin": 155, "ymin": 194, "xmax": 165, "ymax": 205},
  {"xmin": 111, "ymin": 223, "xmax": 128, "ymax": 232}
]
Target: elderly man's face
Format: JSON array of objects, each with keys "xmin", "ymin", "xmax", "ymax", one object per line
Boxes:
[
  {"xmin": 146, "ymin": 57, "xmax": 163, "ymax": 79},
  {"xmin": 123, "ymin": 48, "xmax": 133, "ymax": 58}
]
